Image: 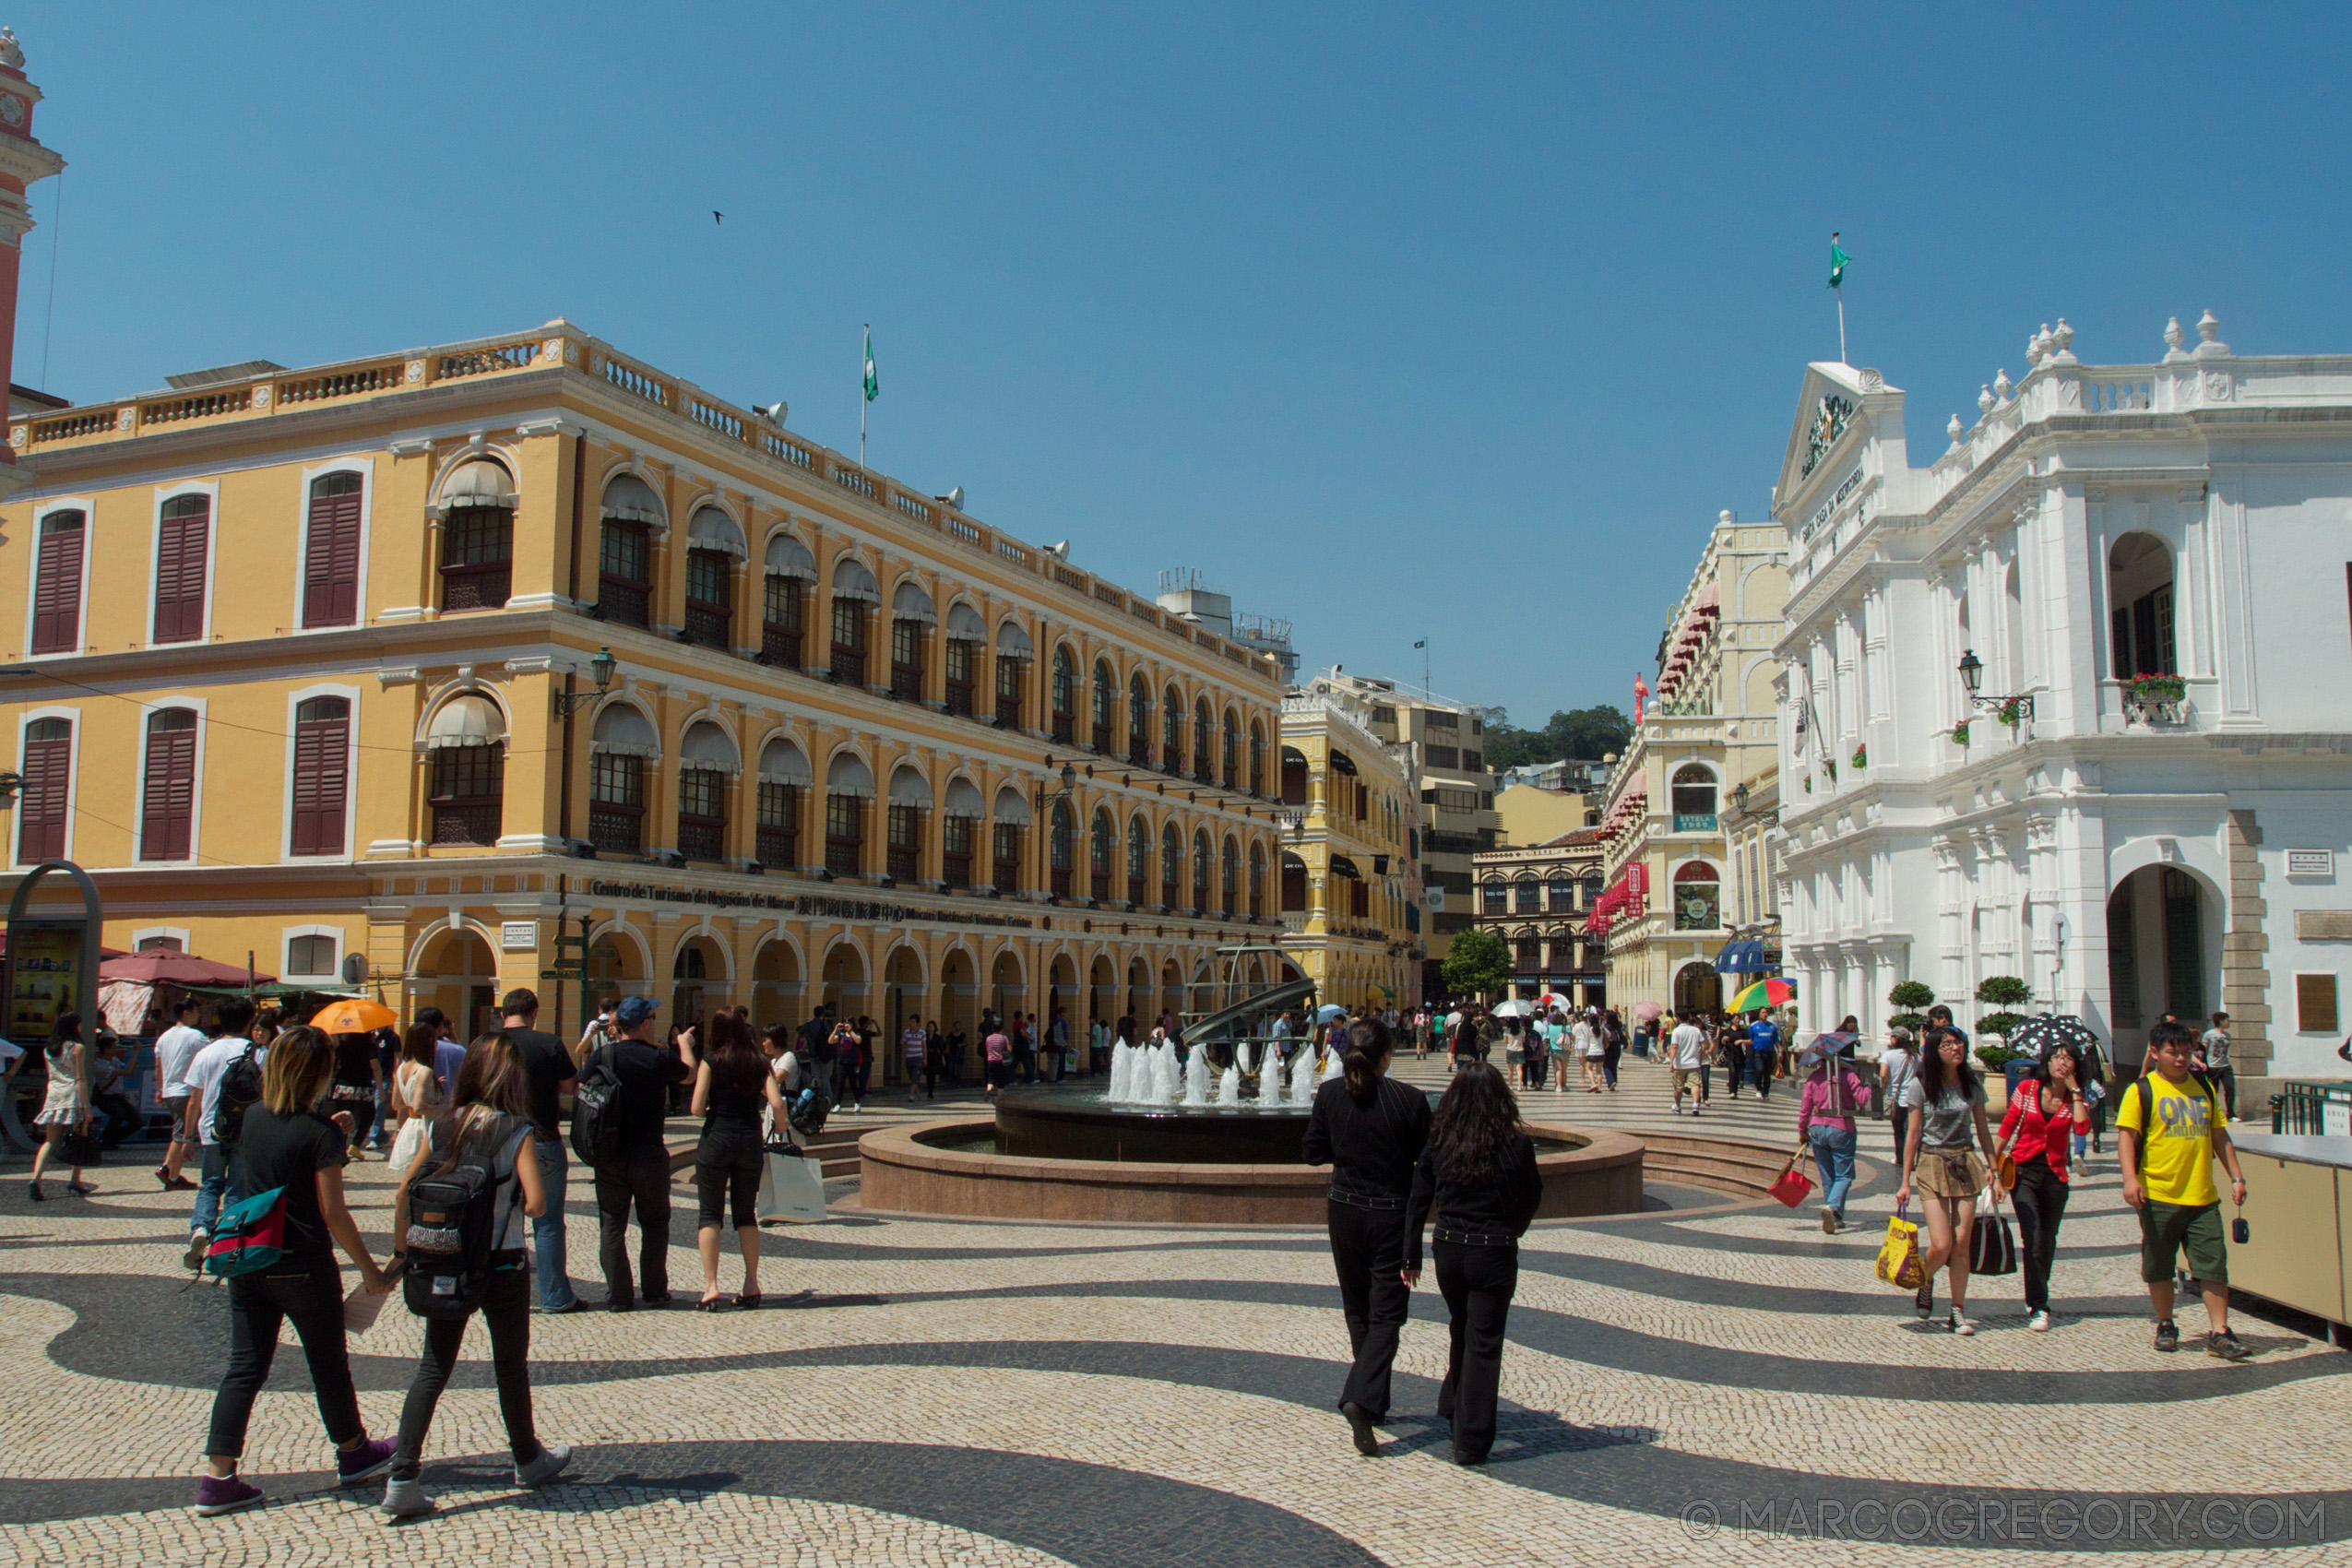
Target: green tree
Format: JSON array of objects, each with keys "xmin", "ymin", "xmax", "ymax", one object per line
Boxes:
[
  {"xmin": 1478, "ymin": 706, "xmax": 1635, "ymax": 773},
  {"xmin": 1887, "ymin": 980, "xmax": 1934, "ymax": 1033},
  {"xmin": 1973, "ymin": 975, "xmax": 2034, "ymax": 1040},
  {"xmin": 1440, "ymin": 928, "xmax": 1515, "ymax": 1001}
]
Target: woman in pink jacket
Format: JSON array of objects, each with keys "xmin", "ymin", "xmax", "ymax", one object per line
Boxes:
[{"xmin": 1795, "ymin": 1041, "xmax": 1871, "ymax": 1233}]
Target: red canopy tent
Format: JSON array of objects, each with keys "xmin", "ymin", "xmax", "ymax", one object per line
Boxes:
[{"xmin": 99, "ymin": 951, "xmax": 276, "ymax": 987}]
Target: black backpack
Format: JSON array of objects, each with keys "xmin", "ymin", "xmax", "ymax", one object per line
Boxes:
[
  {"xmin": 569, "ymin": 1040, "xmax": 626, "ymax": 1169},
  {"xmin": 403, "ymin": 1112, "xmax": 522, "ymax": 1321},
  {"xmin": 211, "ymin": 1044, "xmax": 265, "ymax": 1145}
]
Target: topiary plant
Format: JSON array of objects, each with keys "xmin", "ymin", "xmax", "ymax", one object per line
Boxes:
[
  {"xmin": 1974, "ymin": 975, "xmax": 2033, "ymax": 1039},
  {"xmin": 1887, "ymin": 980, "xmax": 1934, "ymax": 1033}
]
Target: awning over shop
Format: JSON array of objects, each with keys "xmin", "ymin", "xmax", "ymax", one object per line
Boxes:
[
  {"xmin": 764, "ymin": 532, "xmax": 817, "ymax": 579},
  {"xmin": 1715, "ymin": 938, "xmax": 1768, "ymax": 973}
]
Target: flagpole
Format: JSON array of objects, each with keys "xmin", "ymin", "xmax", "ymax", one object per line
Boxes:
[
  {"xmin": 861, "ymin": 321, "xmax": 868, "ymax": 469},
  {"xmin": 1837, "ymin": 291, "xmax": 1847, "ymax": 366}
]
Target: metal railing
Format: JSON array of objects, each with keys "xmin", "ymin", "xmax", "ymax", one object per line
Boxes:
[{"xmin": 2272, "ymin": 1082, "xmax": 2352, "ymax": 1135}]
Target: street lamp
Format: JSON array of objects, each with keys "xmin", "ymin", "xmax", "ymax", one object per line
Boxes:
[
  {"xmin": 1032, "ymin": 756, "xmax": 1079, "ymax": 816},
  {"xmin": 1731, "ymin": 781, "xmax": 1750, "ymax": 813},
  {"xmin": 552, "ymin": 647, "xmax": 618, "ymax": 716},
  {"xmin": 1956, "ymin": 647, "xmax": 2035, "ymax": 722}
]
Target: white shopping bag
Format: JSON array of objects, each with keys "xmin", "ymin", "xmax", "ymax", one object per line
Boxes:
[{"xmin": 758, "ymin": 1146, "xmax": 829, "ymax": 1222}]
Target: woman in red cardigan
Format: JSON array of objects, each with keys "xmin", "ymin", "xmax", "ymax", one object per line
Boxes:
[{"xmin": 1994, "ymin": 1041, "xmax": 2096, "ymax": 1332}]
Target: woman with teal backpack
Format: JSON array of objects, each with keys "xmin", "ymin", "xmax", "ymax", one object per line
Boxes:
[{"xmin": 194, "ymin": 1025, "xmax": 396, "ymax": 1516}]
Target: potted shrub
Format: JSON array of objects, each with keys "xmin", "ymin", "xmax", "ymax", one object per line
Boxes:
[
  {"xmin": 1851, "ymin": 744, "xmax": 1868, "ymax": 770},
  {"xmin": 1948, "ymin": 720, "xmax": 1970, "ymax": 748},
  {"xmin": 1887, "ymin": 980, "xmax": 1933, "ymax": 1036},
  {"xmin": 1973, "ymin": 974, "xmax": 2034, "ymax": 1040}
]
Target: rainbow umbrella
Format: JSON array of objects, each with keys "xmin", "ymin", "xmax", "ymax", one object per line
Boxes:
[{"xmin": 1728, "ymin": 977, "xmax": 1798, "ymax": 1013}]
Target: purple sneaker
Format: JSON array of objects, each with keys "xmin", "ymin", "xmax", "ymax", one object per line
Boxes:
[
  {"xmin": 338, "ymin": 1436, "xmax": 398, "ymax": 1486},
  {"xmin": 192, "ymin": 1474, "xmax": 266, "ymax": 1515}
]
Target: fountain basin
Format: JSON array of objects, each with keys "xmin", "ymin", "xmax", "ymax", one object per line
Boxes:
[
  {"xmin": 998, "ymin": 1096, "xmax": 1310, "ymax": 1165},
  {"xmin": 858, "ymin": 1102, "xmax": 1645, "ymax": 1225}
]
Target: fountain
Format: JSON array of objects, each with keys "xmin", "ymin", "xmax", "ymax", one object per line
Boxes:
[
  {"xmin": 1215, "ymin": 1064, "xmax": 1241, "ymax": 1107},
  {"xmin": 1254, "ymin": 1044, "xmax": 1288, "ymax": 1109},
  {"xmin": 1108, "ymin": 1040, "xmax": 1133, "ymax": 1102},
  {"xmin": 1183, "ymin": 1042, "xmax": 1211, "ymax": 1106},
  {"xmin": 1289, "ymin": 1043, "xmax": 1318, "ymax": 1107}
]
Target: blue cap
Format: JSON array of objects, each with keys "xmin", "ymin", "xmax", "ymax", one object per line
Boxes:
[{"xmin": 614, "ymin": 995, "xmax": 659, "ymax": 1027}]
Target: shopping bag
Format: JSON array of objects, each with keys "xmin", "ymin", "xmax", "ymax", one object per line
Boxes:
[
  {"xmin": 1875, "ymin": 1205, "xmax": 1925, "ymax": 1289},
  {"xmin": 1766, "ymin": 1156, "xmax": 1815, "ymax": 1208},
  {"xmin": 757, "ymin": 1142, "xmax": 829, "ymax": 1223},
  {"xmin": 1969, "ymin": 1188, "xmax": 2018, "ymax": 1276}
]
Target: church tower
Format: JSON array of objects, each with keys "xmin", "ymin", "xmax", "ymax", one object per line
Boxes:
[{"xmin": 0, "ymin": 25, "xmax": 65, "ymax": 493}]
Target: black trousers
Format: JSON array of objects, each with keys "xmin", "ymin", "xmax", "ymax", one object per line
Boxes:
[
  {"xmin": 2011, "ymin": 1156, "xmax": 2072, "ymax": 1313},
  {"xmin": 1433, "ymin": 1240, "xmax": 1517, "ymax": 1461},
  {"xmin": 392, "ymin": 1267, "xmax": 540, "ymax": 1480},
  {"xmin": 1324, "ymin": 1200, "xmax": 1411, "ymax": 1420},
  {"xmin": 595, "ymin": 1144, "xmax": 672, "ymax": 1302},
  {"xmin": 207, "ymin": 1260, "xmax": 362, "ymax": 1458},
  {"xmin": 93, "ymin": 1091, "xmax": 143, "ymax": 1147},
  {"xmin": 336, "ymin": 1094, "xmax": 376, "ymax": 1151},
  {"xmin": 695, "ymin": 1133, "xmax": 764, "ymax": 1231}
]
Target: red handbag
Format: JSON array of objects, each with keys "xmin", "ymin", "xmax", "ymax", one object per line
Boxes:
[{"xmin": 1767, "ymin": 1156, "xmax": 1815, "ymax": 1208}]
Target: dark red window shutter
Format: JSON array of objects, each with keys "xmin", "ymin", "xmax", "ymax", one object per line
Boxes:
[
  {"xmin": 153, "ymin": 495, "xmax": 210, "ymax": 645},
  {"xmin": 31, "ymin": 511, "xmax": 85, "ymax": 654},
  {"xmin": 303, "ymin": 474, "xmax": 363, "ymax": 628},
  {"xmin": 139, "ymin": 708, "xmax": 197, "ymax": 861},
  {"xmin": 16, "ymin": 719, "xmax": 71, "ymax": 862},
  {"xmin": 291, "ymin": 697, "xmax": 350, "ymax": 855}
]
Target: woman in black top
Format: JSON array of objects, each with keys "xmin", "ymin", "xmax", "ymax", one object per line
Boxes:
[
  {"xmin": 1301, "ymin": 1018, "xmax": 1431, "ymax": 1456},
  {"xmin": 196, "ymin": 1025, "xmax": 395, "ymax": 1516},
  {"xmin": 1405, "ymin": 1060, "xmax": 1543, "ymax": 1466},
  {"xmin": 692, "ymin": 1012, "xmax": 789, "ymax": 1309},
  {"xmin": 328, "ymin": 1030, "xmax": 381, "ymax": 1160}
]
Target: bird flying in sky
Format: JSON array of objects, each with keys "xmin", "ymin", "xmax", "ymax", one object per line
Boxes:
[{"xmin": 713, "ymin": 210, "xmax": 723, "ymax": 225}]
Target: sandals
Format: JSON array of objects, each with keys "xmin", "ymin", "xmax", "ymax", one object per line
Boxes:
[
  {"xmin": 735, "ymin": 1292, "xmax": 762, "ymax": 1311},
  {"xmin": 695, "ymin": 1294, "xmax": 726, "ymax": 1313}
]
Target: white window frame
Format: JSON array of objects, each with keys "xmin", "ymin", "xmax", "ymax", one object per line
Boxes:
[
  {"xmin": 11, "ymin": 705, "xmax": 82, "ymax": 867},
  {"xmin": 148, "ymin": 478, "xmax": 222, "ymax": 647},
  {"xmin": 131, "ymin": 926, "xmax": 192, "ymax": 953},
  {"xmin": 290, "ymin": 457, "xmax": 375, "ymax": 634},
  {"xmin": 22, "ymin": 497, "xmax": 96, "ymax": 659},
  {"xmin": 132, "ymin": 694, "xmax": 211, "ymax": 866},
  {"xmin": 281, "ymin": 924, "xmax": 345, "ymax": 982},
  {"xmin": 281, "ymin": 682, "xmax": 361, "ymax": 862}
]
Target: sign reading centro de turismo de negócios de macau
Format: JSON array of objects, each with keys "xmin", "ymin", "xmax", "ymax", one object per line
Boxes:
[{"xmin": 586, "ymin": 881, "xmax": 1035, "ymax": 930}]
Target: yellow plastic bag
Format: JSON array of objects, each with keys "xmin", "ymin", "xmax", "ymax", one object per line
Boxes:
[{"xmin": 1875, "ymin": 1206, "xmax": 1925, "ymax": 1290}]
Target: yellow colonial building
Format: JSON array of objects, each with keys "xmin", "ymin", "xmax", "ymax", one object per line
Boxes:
[
  {"xmin": 1, "ymin": 324, "xmax": 1286, "ymax": 1078},
  {"xmin": 1593, "ymin": 510, "xmax": 1788, "ymax": 1016},
  {"xmin": 1276, "ymin": 688, "xmax": 1417, "ymax": 1010}
]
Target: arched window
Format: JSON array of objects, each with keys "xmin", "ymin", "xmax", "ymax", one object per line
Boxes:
[
  {"xmin": 1049, "ymin": 798, "xmax": 1076, "ymax": 896},
  {"xmin": 1481, "ymin": 880, "xmax": 1508, "ymax": 917},
  {"xmin": 1162, "ymin": 685, "xmax": 1184, "ymax": 772},
  {"xmin": 439, "ymin": 460, "xmax": 517, "ymax": 612},
  {"xmin": 992, "ymin": 787, "xmax": 1030, "ymax": 893},
  {"xmin": 890, "ymin": 582, "xmax": 935, "ymax": 701},
  {"xmin": 762, "ymin": 533, "xmax": 815, "ymax": 666},
  {"xmin": 16, "ymin": 717, "xmax": 71, "ymax": 863},
  {"xmin": 290, "ymin": 696, "xmax": 350, "ymax": 857},
  {"xmin": 1128, "ymin": 672, "xmax": 1152, "ymax": 758},
  {"xmin": 1281, "ymin": 850, "xmax": 1307, "ymax": 913},
  {"xmin": 944, "ymin": 602, "xmax": 984, "ymax": 717},
  {"xmin": 140, "ymin": 707, "xmax": 198, "ymax": 861},
  {"xmin": 1672, "ymin": 861, "xmax": 1722, "ymax": 932},
  {"xmin": 1194, "ymin": 697, "xmax": 1213, "ymax": 780},
  {"xmin": 1515, "ymin": 931, "xmax": 1540, "ymax": 972},
  {"xmin": 995, "ymin": 622, "xmax": 1035, "ymax": 729},
  {"xmin": 1192, "ymin": 828, "xmax": 1212, "ymax": 912},
  {"xmin": 1161, "ymin": 822, "xmax": 1182, "ymax": 906},
  {"xmin": 831, "ymin": 557, "xmax": 879, "ymax": 684},
  {"xmin": 677, "ymin": 722, "xmax": 739, "ymax": 862},
  {"xmin": 1670, "ymin": 764, "xmax": 1717, "ymax": 830},
  {"xmin": 1514, "ymin": 874, "xmax": 1541, "ymax": 914},
  {"xmin": 597, "ymin": 474, "xmax": 662, "ymax": 627},
  {"xmin": 1249, "ymin": 841, "xmax": 1266, "ymax": 916},
  {"xmin": 757, "ymin": 738, "xmax": 812, "ymax": 868},
  {"xmin": 301, "ymin": 478, "xmax": 362, "ymax": 629},
  {"xmin": 886, "ymin": 765, "xmax": 931, "ymax": 882},
  {"xmin": 1092, "ymin": 660, "xmax": 1116, "ymax": 753},
  {"xmin": 1220, "ymin": 835, "xmax": 1240, "ymax": 916},
  {"xmin": 1125, "ymin": 815, "xmax": 1150, "ymax": 902},
  {"xmin": 2108, "ymin": 531, "xmax": 2178, "ymax": 680},
  {"xmin": 1090, "ymin": 808, "xmax": 1114, "ymax": 901},
  {"xmin": 1580, "ymin": 873, "xmax": 1604, "ymax": 905},
  {"xmin": 153, "ymin": 493, "xmax": 211, "ymax": 644},
  {"xmin": 1221, "ymin": 708, "xmax": 1239, "ymax": 789},
  {"xmin": 31, "ymin": 508, "xmax": 87, "ymax": 652},
  {"xmin": 1249, "ymin": 719, "xmax": 1266, "ymax": 796},
  {"xmin": 826, "ymin": 753, "xmax": 876, "ymax": 877},
  {"xmin": 425, "ymin": 693, "xmax": 506, "ymax": 847},
  {"xmin": 1051, "ymin": 646, "xmax": 1078, "ymax": 744},
  {"xmin": 1547, "ymin": 871, "xmax": 1574, "ymax": 910},
  {"xmin": 588, "ymin": 705, "xmax": 656, "ymax": 852},
  {"xmin": 942, "ymin": 778, "xmax": 983, "ymax": 889},
  {"xmin": 1281, "ymin": 744, "xmax": 1308, "ymax": 806},
  {"xmin": 683, "ymin": 506, "xmax": 745, "ymax": 650}
]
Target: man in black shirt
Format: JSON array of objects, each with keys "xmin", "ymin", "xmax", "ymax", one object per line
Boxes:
[
  {"xmin": 593, "ymin": 995, "xmax": 688, "ymax": 1311},
  {"xmin": 503, "ymin": 989, "xmax": 582, "ymax": 1314}
]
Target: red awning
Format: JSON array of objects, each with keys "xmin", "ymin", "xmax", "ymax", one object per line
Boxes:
[{"xmin": 99, "ymin": 951, "xmax": 277, "ymax": 988}]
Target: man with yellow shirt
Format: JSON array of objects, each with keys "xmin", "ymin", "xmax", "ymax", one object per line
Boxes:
[{"xmin": 2117, "ymin": 1020, "xmax": 2250, "ymax": 1360}]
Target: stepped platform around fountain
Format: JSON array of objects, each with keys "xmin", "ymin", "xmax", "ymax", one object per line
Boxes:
[{"xmin": 858, "ymin": 1089, "xmax": 1644, "ymax": 1225}]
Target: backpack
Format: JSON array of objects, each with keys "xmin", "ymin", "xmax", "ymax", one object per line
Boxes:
[
  {"xmin": 204, "ymin": 1184, "xmax": 290, "ymax": 1277},
  {"xmin": 211, "ymin": 1045, "xmax": 265, "ymax": 1145},
  {"xmin": 2131, "ymin": 1069, "xmax": 2217, "ymax": 1133},
  {"xmin": 569, "ymin": 1040, "xmax": 626, "ymax": 1169},
  {"xmin": 788, "ymin": 1081, "xmax": 830, "ymax": 1137},
  {"xmin": 402, "ymin": 1113, "xmax": 523, "ymax": 1321}
]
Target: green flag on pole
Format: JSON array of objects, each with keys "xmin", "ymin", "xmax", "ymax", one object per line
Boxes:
[
  {"xmin": 1828, "ymin": 232, "xmax": 1849, "ymax": 290},
  {"xmin": 862, "ymin": 327, "xmax": 878, "ymax": 401}
]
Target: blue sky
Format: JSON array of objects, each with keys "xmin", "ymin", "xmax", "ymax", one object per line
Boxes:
[{"xmin": 17, "ymin": 5, "xmax": 2352, "ymax": 722}]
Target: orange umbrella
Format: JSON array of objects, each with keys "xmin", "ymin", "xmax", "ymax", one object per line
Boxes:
[{"xmin": 306, "ymin": 998, "xmax": 399, "ymax": 1034}]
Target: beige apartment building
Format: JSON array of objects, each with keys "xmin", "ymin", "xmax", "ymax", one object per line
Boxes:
[{"xmin": 1276, "ymin": 687, "xmax": 1418, "ymax": 1009}]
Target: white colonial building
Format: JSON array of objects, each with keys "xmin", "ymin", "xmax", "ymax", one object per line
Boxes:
[{"xmin": 1771, "ymin": 313, "xmax": 2351, "ymax": 1082}]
